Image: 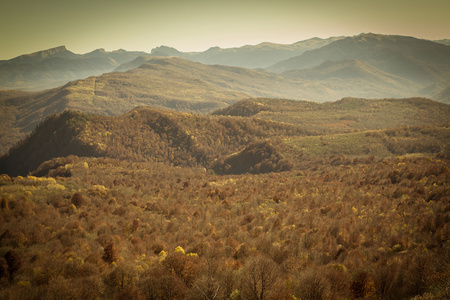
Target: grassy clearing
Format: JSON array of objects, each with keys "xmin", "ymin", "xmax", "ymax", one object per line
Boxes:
[{"xmin": 286, "ymin": 125, "xmax": 450, "ymax": 158}]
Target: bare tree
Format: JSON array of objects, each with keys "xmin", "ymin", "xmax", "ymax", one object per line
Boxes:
[{"xmin": 240, "ymin": 255, "xmax": 280, "ymax": 300}]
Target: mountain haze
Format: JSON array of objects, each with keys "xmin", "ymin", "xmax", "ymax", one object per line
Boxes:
[
  {"xmin": 269, "ymin": 33, "xmax": 450, "ymax": 86},
  {"xmin": 0, "ymin": 46, "xmax": 147, "ymax": 91},
  {"xmin": 1, "ymin": 33, "xmax": 449, "ymax": 103},
  {"xmin": 281, "ymin": 59, "xmax": 422, "ymax": 99},
  {"xmin": 0, "ymin": 38, "xmax": 343, "ymax": 91},
  {"xmin": 151, "ymin": 37, "xmax": 344, "ymax": 69}
]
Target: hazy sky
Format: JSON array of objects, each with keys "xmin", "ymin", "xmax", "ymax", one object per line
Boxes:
[{"xmin": 1, "ymin": 0, "xmax": 449, "ymax": 59}]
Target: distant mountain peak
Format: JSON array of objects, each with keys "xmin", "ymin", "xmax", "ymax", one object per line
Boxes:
[
  {"xmin": 150, "ymin": 46, "xmax": 182, "ymax": 56},
  {"xmin": 9, "ymin": 45, "xmax": 76, "ymax": 64},
  {"xmin": 84, "ymin": 48, "xmax": 108, "ymax": 57},
  {"xmin": 29, "ymin": 45, "xmax": 68, "ymax": 57}
]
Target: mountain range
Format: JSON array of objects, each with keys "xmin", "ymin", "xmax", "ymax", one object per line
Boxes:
[
  {"xmin": 0, "ymin": 36, "xmax": 343, "ymax": 91},
  {"xmin": 0, "ymin": 33, "xmax": 449, "ymax": 155},
  {"xmin": 2, "ymin": 33, "xmax": 449, "ymax": 95},
  {"xmin": 149, "ymin": 36, "xmax": 344, "ymax": 69}
]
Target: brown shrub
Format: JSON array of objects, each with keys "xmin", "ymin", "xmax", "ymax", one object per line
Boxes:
[
  {"xmin": 71, "ymin": 192, "xmax": 84, "ymax": 208},
  {"xmin": 350, "ymin": 271, "xmax": 376, "ymax": 299},
  {"xmin": 102, "ymin": 243, "xmax": 119, "ymax": 264},
  {"xmin": 4, "ymin": 250, "xmax": 21, "ymax": 281}
]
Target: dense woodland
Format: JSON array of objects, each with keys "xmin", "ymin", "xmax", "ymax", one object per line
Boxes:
[
  {"xmin": 0, "ymin": 154, "xmax": 449, "ymax": 299},
  {"xmin": 0, "ymin": 97, "xmax": 449, "ymax": 299}
]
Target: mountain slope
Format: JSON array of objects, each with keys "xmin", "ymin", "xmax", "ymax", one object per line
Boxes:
[
  {"xmin": 281, "ymin": 59, "xmax": 421, "ymax": 99},
  {"xmin": 0, "ymin": 46, "xmax": 147, "ymax": 91},
  {"xmin": 434, "ymin": 84, "xmax": 450, "ymax": 104},
  {"xmin": 269, "ymin": 33, "xmax": 450, "ymax": 86},
  {"xmin": 0, "ymin": 111, "xmax": 98, "ymax": 176},
  {"xmin": 434, "ymin": 39, "xmax": 450, "ymax": 46},
  {"xmin": 55, "ymin": 56, "xmax": 323, "ymax": 114}
]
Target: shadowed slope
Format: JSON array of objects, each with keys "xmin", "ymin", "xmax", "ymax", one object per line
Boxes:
[{"xmin": 0, "ymin": 106, "xmax": 311, "ymax": 176}]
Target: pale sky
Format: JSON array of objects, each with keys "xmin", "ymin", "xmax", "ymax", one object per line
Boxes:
[{"xmin": 1, "ymin": 0, "xmax": 449, "ymax": 59}]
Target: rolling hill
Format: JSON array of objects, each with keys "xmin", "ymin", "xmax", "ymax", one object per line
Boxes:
[
  {"xmin": 1, "ymin": 33, "xmax": 449, "ymax": 102},
  {"xmin": 0, "ymin": 98, "xmax": 448, "ymax": 300},
  {"xmin": 1, "ymin": 97, "xmax": 449, "ymax": 177},
  {"xmin": 212, "ymin": 97, "xmax": 450, "ymax": 133},
  {"xmin": 1, "ymin": 35, "xmax": 449, "ymax": 300}
]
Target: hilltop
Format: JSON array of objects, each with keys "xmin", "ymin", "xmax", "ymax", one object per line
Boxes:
[{"xmin": 1, "ymin": 46, "xmax": 79, "ymax": 64}]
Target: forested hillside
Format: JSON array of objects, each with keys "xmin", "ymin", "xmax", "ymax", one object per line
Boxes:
[
  {"xmin": 0, "ymin": 107, "xmax": 312, "ymax": 177},
  {"xmin": 1, "ymin": 98, "xmax": 449, "ymax": 177}
]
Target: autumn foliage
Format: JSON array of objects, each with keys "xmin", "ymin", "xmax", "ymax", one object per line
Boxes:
[
  {"xmin": 0, "ymin": 98, "xmax": 449, "ymax": 299},
  {"xmin": 0, "ymin": 152, "xmax": 448, "ymax": 299}
]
